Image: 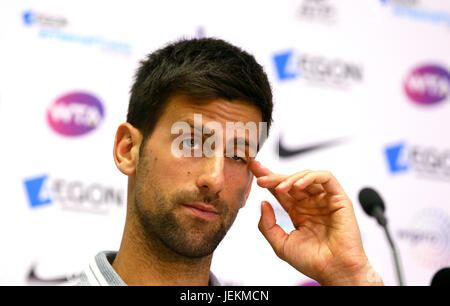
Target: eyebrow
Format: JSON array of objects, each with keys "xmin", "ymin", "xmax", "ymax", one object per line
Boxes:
[{"xmin": 181, "ymin": 118, "xmax": 253, "ymax": 149}]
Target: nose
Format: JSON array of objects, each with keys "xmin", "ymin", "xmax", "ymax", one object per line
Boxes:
[{"xmin": 196, "ymin": 155, "xmax": 225, "ymax": 196}]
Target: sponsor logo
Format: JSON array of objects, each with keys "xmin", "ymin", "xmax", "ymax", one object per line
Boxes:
[
  {"xmin": 397, "ymin": 208, "xmax": 450, "ymax": 269},
  {"xmin": 404, "ymin": 64, "xmax": 450, "ymax": 105},
  {"xmin": 23, "ymin": 174, "xmax": 124, "ymax": 214},
  {"xmin": 278, "ymin": 136, "xmax": 347, "ymax": 158},
  {"xmin": 22, "ymin": 10, "xmax": 68, "ymax": 28},
  {"xmin": 22, "ymin": 10, "xmax": 132, "ymax": 54},
  {"xmin": 380, "ymin": 0, "xmax": 418, "ymax": 5},
  {"xmin": 23, "ymin": 175, "xmax": 53, "ymax": 208},
  {"xmin": 273, "ymin": 50, "xmax": 299, "ymax": 80},
  {"xmin": 380, "ymin": 0, "xmax": 450, "ymax": 27},
  {"xmin": 384, "ymin": 142, "xmax": 450, "ymax": 181},
  {"xmin": 27, "ymin": 263, "xmax": 80, "ymax": 285},
  {"xmin": 385, "ymin": 142, "xmax": 410, "ymax": 173},
  {"xmin": 295, "ymin": 0, "xmax": 337, "ymax": 24},
  {"xmin": 273, "ymin": 50, "xmax": 363, "ymax": 88},
  {"xmin": 47, "ymin": 91, "xmax": 104, "ymax": 137}
]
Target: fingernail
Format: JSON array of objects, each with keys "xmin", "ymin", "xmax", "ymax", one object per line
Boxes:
[
  {"xmin": 294, "ymin": 179, "xmax": 304, "ymax": 187},
  {"xmin": 277, "ymin": 182, "xmax": 287, "ymax": 189},
  {"xmin": 258, "ymin": 176, "xmax": 268, "ymax": 181}
]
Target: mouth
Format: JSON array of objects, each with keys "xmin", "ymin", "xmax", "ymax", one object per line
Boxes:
[{"xmin": 180, "ymin": 202, "xmax": 219, "ymax": 220}]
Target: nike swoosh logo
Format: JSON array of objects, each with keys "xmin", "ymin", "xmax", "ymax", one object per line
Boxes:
[
  {"xmin": 27, "ymin": 263, "xmax": 80, "ymax": 284},
  {"xmin": 278, "ymin": 136, "xmax": 347, "ymax": 158}
]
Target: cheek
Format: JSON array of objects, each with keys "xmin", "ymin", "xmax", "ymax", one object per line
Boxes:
[
  {"xmin": 225, "ymin": 169, "xmax": 252, "ymax": 204},
  {"xmin": 152, "ymin": 151, "xmax": 195, "ymax": 181},
  {"xmin": 225, "ymin": 164, "xmax": 252, "ymax": 185}
]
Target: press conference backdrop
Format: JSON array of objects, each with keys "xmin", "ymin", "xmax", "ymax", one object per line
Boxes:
[{"xmin": 0, "ymin": 0, "xmax": 449, "ymax": 286}]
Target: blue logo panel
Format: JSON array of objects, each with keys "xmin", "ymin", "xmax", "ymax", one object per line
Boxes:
[
  {"xmin": 24, "ymin": 175, "xmax": 52, "ymax": 208},
  {"xmin": 273, "ymin": 51, "xmax": 299, "ymax": 80},
  {"xmin": 22, "ymin": 11, "xmax": 34, "ymax": 26},
  {"xmin": 385, "ymin": 143, "xmax": 410, "ymax": 173}
]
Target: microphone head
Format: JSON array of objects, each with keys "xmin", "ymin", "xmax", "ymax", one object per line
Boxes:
[
  {"xmin": 358, "ymin": 187, "xmax": 385, "ymax": 217},
  {"xmin": 431, "ymin": 267, "xmax": 450, "ymax": 286}
]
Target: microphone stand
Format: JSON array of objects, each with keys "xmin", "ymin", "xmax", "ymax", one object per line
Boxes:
[
  {"xmin": 374, "ymin": 207, "xmax": 405, "ymax": 286},
  {"xmin": 383, "ymin": 224, "xmax": 404, "ymax": 286}
]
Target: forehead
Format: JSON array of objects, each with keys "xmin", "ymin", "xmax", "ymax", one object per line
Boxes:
[{"xmin": 159, "ymin": 94, "xmax": 263, "ymax": 125}]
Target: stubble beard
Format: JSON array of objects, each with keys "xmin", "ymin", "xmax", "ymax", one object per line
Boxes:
[{"xmin": 134, "ymin": 153, "xmax": 239, "ymax": 259}]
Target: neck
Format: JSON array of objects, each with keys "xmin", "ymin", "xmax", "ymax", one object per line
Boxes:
[{"xmin": 112, "ymin": 211, "xmax": 213, "ymax": 286}]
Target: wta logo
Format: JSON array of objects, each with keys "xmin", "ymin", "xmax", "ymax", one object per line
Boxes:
[
  {"xmin": 47, "ymin": 92, "xmax": 104, "ymax": 136},
  {"xmin": 404, "ymin": 64, "xmax": 450, "ymax": 105}
]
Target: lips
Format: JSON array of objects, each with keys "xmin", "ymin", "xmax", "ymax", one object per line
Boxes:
[{"xmin": 181, "ymin": 202, "xmax": 219, "ymax": 220}]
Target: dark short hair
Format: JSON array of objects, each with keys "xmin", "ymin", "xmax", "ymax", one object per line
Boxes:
[{"xmin": 127, "ymin": 38, "xmax": 273, "ymax": 142}]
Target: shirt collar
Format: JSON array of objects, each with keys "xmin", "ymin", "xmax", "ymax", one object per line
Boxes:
[{"xmin": 92, "ymin": 251, "xmax": 221, "ymax": 286}]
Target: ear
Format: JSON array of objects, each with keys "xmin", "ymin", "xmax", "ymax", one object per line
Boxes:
[
  {"xmin": 113, "ymin": 122, "xmax": 143, "ymax": 176},
  {"xmin": 240, "ymin": 174, "xmax": 254, "ymax": 208}
]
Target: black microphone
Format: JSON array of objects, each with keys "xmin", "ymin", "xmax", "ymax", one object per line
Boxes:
[
  {"xmin": 359, "ymin": 187, "xmax": 387, "ymax": 227},
  {"xmin": 431, "ymin": 267, "xmax": 450, "ymax": 286},
  {"xmin": 358, "ymin": 187, "xmax": 405, "ymax": 286}
]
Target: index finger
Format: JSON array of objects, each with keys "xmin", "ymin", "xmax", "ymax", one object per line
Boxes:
[
  {"xmin": 249, "ymin": 160, "xmax": 274, "ymax": 178},
  {"xmin": 294, "ymin": 171, "xmax": 344, "ymax": 196}
]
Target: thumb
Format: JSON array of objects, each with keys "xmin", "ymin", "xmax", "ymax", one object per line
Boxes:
[{"xmin": 258, "ymin": 201, "xmax": 289, "ymax": 259}]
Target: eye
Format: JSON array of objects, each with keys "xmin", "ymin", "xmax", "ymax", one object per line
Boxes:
[
  {"xmin": 230, "ymin": 155, "xmax": 247, "ymax": 164},
  {"xmin": 182, "ymin": 137, "xmax": 201, "ymax": 150}
]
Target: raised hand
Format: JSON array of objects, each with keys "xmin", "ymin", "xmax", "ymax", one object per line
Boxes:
[{"xmin": 249, "ymin": 160, "xmax": 383, "ymax": 286}]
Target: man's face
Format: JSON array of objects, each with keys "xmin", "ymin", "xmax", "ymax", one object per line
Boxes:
[{"xmin": 134, "ymin": 95, "xmax": 263, "ymax": 258}]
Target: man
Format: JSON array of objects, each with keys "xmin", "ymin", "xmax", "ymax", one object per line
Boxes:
[{"xmin": 77, "ymin": 38, "xmax": 383, "ymax": 286}]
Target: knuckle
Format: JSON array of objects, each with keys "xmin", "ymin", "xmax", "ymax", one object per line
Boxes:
[
  {"xmin": 257, "ymin": 219, "xmax": 264, "ymax": 231},
  {"xmin": 323, "ymin": 170, "xmax": 332, "ymax": 176},
  {"xmin": 299, "ymin": 170, "xmax": 313, "ymax": 179},
  {"xmin": 319, "ymin": 170, "xmax": 333, "ymax": 178}
]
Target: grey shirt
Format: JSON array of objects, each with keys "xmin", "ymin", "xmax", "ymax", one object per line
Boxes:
[{"xmin": 76, "ymin": 251, "xmax": 221, "ymax": 286}]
